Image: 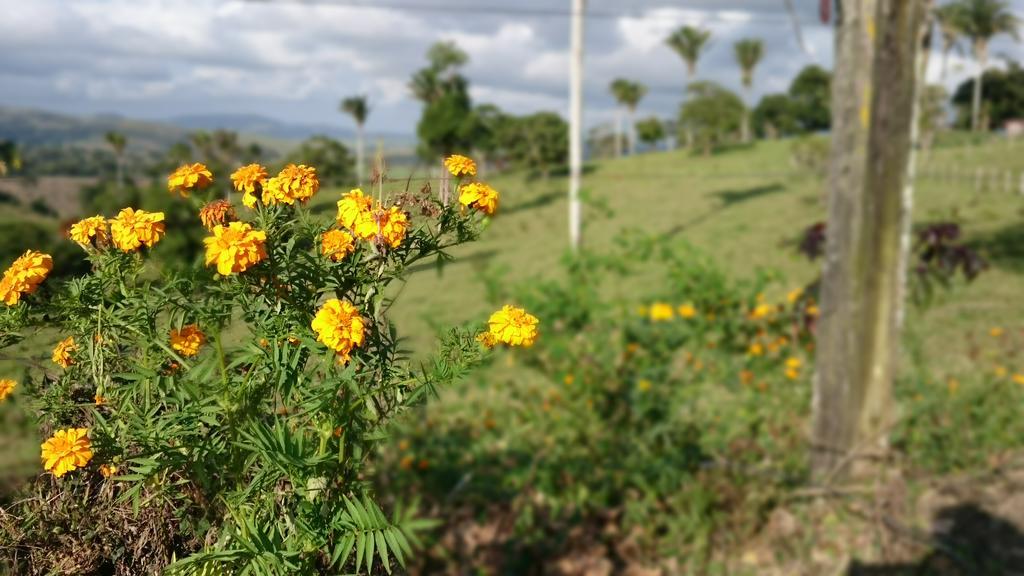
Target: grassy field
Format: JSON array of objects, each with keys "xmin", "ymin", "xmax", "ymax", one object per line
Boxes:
[{"xmin": 337, "ymin": 137, "xmax": 1024, "ymax": 380}]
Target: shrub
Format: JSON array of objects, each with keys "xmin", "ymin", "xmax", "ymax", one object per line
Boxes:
[{"xmin": 0, "ymin": 155, "xmax": 527, "ymax": 575}]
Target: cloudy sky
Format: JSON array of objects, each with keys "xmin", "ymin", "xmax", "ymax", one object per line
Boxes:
[{"xmin": 1, "ymin": 0, "xmax": 1022, "ymax": 135}]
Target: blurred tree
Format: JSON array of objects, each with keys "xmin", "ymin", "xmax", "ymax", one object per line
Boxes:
[
  {"xmin": 952, "ymin": 61, "xmax": 1024, "ymax": 130},
  {"xmin": 753, "ymin": 94, "xmax": 799, "ymax": 138},
  {"xmin": 340, "ymin": 95, "xmax": 370, "ymax": 186},
  {"xmin": 635, "ymin": 117, "xmax": 667, "ymax": 149},
  {"xmin": 104, "ymin": 131, "xmax": 127, "ymax": 190},
  {"xmin": 500, "ymin": 112, "xmax": 568, "ymax": 180},
  {"xmin": 789, "ymin": 65, "xmax": 833, "ymax": 132},
  {"xmin": 935, "ymin": 4, "xmax": 964, "ymax": 80},
  {"xmin": 733, "ymin": 38, "xmax": 764, "ymax": 143},
  {"xmin": 678, "ymin": 82, "xmax": 744, "ymax": 155},
  {"xmin": 471, "ymin": 103, "xmax": 509, "ymax": 173},
  {"xmin": 286, "ymin": 135, "xmax": 353, "ymax": 187},
  {"xmin": 609, "ymin": 79, "xmax": 647, "ymax": 156},
  {"xmin": 947, "ymin": 0, "xmax": 1020, "ymax": 131},
  {"xmin": 666, "ymin": 26, "xmax": 712, "ymax": 77},
  {"xmin": 411, "ymin": 41, "xmax": 475, "ymax": 161},
  {"xmin": 0, "ymin": 140, "xmax": 20, "ymax": 176},
  {"xmin": 920, "ymin": 85, "xmax": 949, "ymax": 154}
]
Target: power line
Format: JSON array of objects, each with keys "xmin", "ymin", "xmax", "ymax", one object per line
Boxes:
[{"xmin": 243, "ymin": 0, "xmax": 797, "ymax": 23}]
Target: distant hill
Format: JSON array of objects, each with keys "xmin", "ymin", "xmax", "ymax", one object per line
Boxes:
[
  {"xmin": 166, "ymin": 113, "xmax": 417, "ymax": 149},
  {"xmin": 0, "ymin": 106, "xmax": 189, "ymax": 151}
]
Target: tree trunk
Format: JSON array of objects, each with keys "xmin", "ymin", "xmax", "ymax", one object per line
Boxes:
[
  {"xmin": 627, "ymin": 106, "xmax": 637, "ymax": 156},
  {"xmin": 811, "ymin": 0, "xmax": 928, "ymax": 482},
  {"xmin": 742, "ymin": 86, "xmax": 753, "ymax": 144},
  {"xmin": 356, "ymin": 123, "xmax": 365, "ymax": 187},
  {"xmin": 971, "ymin": 41, "xmax": 987, "ymax": 133},
  {"xmin": 615, "ymin": 108, "xmax": 623, "ymax": 158}
]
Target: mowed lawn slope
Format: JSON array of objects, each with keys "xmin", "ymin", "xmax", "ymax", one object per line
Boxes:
[{"xmin": 365, "ymin": 138, "xmax": 1024, "ymax": 377}]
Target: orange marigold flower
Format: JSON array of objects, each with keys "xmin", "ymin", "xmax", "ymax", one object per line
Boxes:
[
  {"xmin": 321, "ymin": 229, "xmax": 355, "ymax": 262},
  {"xmin": 336, "ymin": 189, "xmax": 377, "ymax": 239},
  {"xmin": 373, "ymin": 205, "xmax": 409, "ymax": 248},
  {"xmin": 990, "ymin": 326, "xmax": 1005, "ymax": 337},
  {"xmin": 487, "ymin": 305, "xmax": 539, "ymax": 347},
  {"xmin": 311, "ymin": 298, "xmax": 366, "ymax": 364},
  {"xmin": 203, "ymin": 222, "xmax": 267, "ymax": 276},
  {"xmin": 264, "ymin": 164, "xmax": 319, "ymax": 205},
  {"xmin": 41, "ymin": 428, "xmax": 93, "ymax": 478},
  {"xmin": 739, "ymin": 370, "xmax": 754, "ymax": 385},
  {"xmin": 445, "ymin": 154, "xmax": 477, "ymax": 177},
  {"xmin": 52, "ymin": 336, "xmax": 77, "ymax": 369},
  {"xmin": 198, "ymin": 199, "xmax": 236, "ymax": 230},
  {"xmin": 231, "ymin": 163, "xmax": 269, "ymax": 208},
  {"xmin": 94, "ymin": 393, "xmax": 107, "ymax": 406},
  {"xmin": 1014, "ymin": 374, "xmax": 1024, "ymax": 386},
  {"xmin": 649, "ymin": 302, "xmax": 674, "ymax": 322},
  {"xmin": 0, "ymin": 379, "xmax": 15, "ymax": 401},
  {"xmin": 170, "ymin": 324, "xmax": 206, "ymax": 357},
  {"xmin": 677, "ymin": 303, "xmax": 697, "ymax": 318},
  {"xmin": 99, "ymin": 463, "xmax": 119, "ymax": 478},
  {"xmin": 787, "ymin": 288, "xmax": 804, "ymax": 304},
  {"xmin": 806, "ymin": 304, "xmax": 820, "ymax": 317},
  {"xmin": 69, "ymin": 216, "xmax": 109, "ymax": 248},
  {"xmin": 475, "ymin": 331, "xmax": 496, "ymax": 348},
  {"xmin": 109, "ymin": 208, "xmax": 166, "ymax": 251},
  {"xmin": 748, "ymin": 342, "xmax": 764, "ymax": 357},
  {"xmin": 168, "ymin": 163, "xmax": 213, "ymax": 198},
  {"xmin": 458, "ymin": 182, "xmax": 499, "ymax": 215},
  {"xmin": 0, "ymin": 250, "xmax": 53, "ymax": 306}
]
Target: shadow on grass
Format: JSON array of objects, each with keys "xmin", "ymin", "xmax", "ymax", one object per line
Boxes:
[
  {"xmin": 406, "ymin": 249, "xmax": 498, "ymax": 275},
  {"xmin": 967, "ymin": 222, "xmax": 1024, "ymax": 274},
  {"xmin": 502, "ymin": 191, "xmax": 562, "ymax": 216},
  {"xmin": 663, "ymin": 183, "xmax": 784, "ymax": 238},
  {"xmin": 848, "ymin": 504, "xmax": 1024, "ymax": 575}
]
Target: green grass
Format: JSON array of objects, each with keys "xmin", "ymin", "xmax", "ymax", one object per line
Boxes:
[{"xmin": 337, "ymin": 137, "xmax": 1024, "ymax": 379}]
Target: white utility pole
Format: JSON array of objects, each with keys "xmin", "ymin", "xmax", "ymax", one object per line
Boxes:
[{"xmin": 568, "ymin": 0, "xmax": 585, "ymax": 251}]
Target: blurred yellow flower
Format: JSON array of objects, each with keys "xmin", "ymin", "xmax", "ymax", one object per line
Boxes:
[
  {"xmin": 749, "ymin": 303, "xmax": 774, "ymax": 320},
  {"xmin": 459, "ymin": 182, "xmax": 499, "ymax": 215},
  {"xmin": 170, "ymin": 324, "xmax": 206, "ymax": 357},
  {"xmin": 69, "ymin": 216, "xmax": 109, "ymax": 248},
  {"xmin": 399, "ymin": 455, "xmax": 414, "ymax": 470},
  {"xmin": 198, "ymin": 200, "xmax": 236, "ymax": 230},
  {"xmin": 52, "ymin": 336, "xmax": 77, "ymax": 369},
  {"xmin": 806, "ymin": 304, "xmax": 820, "ymax": 317},
  {"xmin": 739, "ymin": 370, "xmax": 754, "ymax": 385},
  {"xmin": 109, "ymin": 208, "xmax": 166, "ymax": 252},
  {"xmin": 231, "ymin": 163, "xmax": 269, "ymax": 207},
  {"xmin": 564, "ymin": 374, "xmax": 575, "ymax": 386},
  {"xmin": 168, "ymin": 162, "xmax": 213, "ymax": 198},
  {"xmin": 748, "ymin": 342, "xmax": 764, "ymax": 357},
  {"xmin": 994, "ymin": 365, "xmax": 1008, "ymax": 378},
  {"xmin": 94, "ymin": 393, "xmax": 106, "ymax": 406},
  {"xmin": 1013, "ymin": 374, "xmax": 1024, "ymax": 386},
  {"xmin": 990, "ymin": 327, "xmax": 1005, "ymax": 337},
  {"xmin": 678, "ymin": 303, "xmax": 697, "ymax": 318},
  {"xmin": 475, "ymin": 331, "xmax": 496, "ymax": 348},
  {"xmin": 649, "ymin": 302, "xmax": 674, "ymax": 322},
  {"xmin": 312, "ymin": 299, "xmax": 366, "ymax": 364},
  {"xmin": 787, "ymin": 288, "xmax": 803, "ymax": 304},
  {"xmin": 203, "ymin": 222, "xmax": 267, "ymax": 276},
  {"xmin": 373, "ymin": 206, "xmax": 409, "ymax": 248},
  {"xmin": 0, "ymin": 250, "xmax": 53, "ymax": 306},
  {"xmin": 321, "ymin": 229, "xmax": 356, "ymax": 262},
  {"xmin": 947, "ymin": 377, "xmax": 960, "ymax": 394},
  {"xmin": 637, "ymin": 379, "xmax": 652, "ymax": 392},
  {"xmin": 336, "ymin": 189, "xmax": 377, "ymax": 239},
  {"xmin": 445, "ymin": 154, "xmax": 477, "ymax": 177},
  {"xmin": 0, "ymin": 379, "xmax": 15, "ymax": 401},
  {"xmin": 264, "ymin": 164, "xmax": 319, "ymax": 205},
  {"xmin": 487, "ymin": 305, "xmax": 540, "ymax": 347},
  {"xmin": 99, "ymin": 463, "xmax": 119, "ymax": 478},
  {"xmin": 41, "ymin": 428, "xmax": 93, "ymax": 478},
  {"xmin": 785, "ymin": 357, "xmax": 802, "ymax": 370}
]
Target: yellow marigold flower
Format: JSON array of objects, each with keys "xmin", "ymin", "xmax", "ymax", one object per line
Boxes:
[
  {"xmin": 231, "ymin": 163, "xmax": 269, "ymax": 208},
  {"xmin": 321, "ymin": 229, "xmax": 355, "ymax": 262},
  {"xmin": 990, "ymin": 327, "xmax": 1005, "ymax": 337},
  {"xmin": 198, "ymin": 199, "xmax": 236, "ymax": 230},
  {"xmin": 52, "ymin": 336, "xmax": 77, "ymax": 369},
  {"xmin": 749, "ymin": 303, "xmax": 775, "ymax": 320},
  {"xmin": 373, "ymin": 206, "xmax": 409, "ymax": 248},
  {"xmin": 637, "ymin": 379, "xmax": 652, "ymax": 392},
  {"xmin": 170, "ymin": 324, "xmax": 206, "ymax": 357},
  {"xmin": 458, "ymin": 182, "xmax": 499, "ymax": 215},
  {"xmin": 264, "ymin": 164, "xmax": 319, "ymax": 205},
  {"xmin": 785, "ymin": 367, "xmax": 800, "ymax": 380},
  {"xmin": 785, "ymin": 357, "xmax": 802, "ymax": 370},
  {"xmin": 947, "ymin": 377, "xmax": 960, "ymax": 394},
  {"xmin": 336, "ymin": 189, "xmax": 377, "ymax": 239},
  {"xmin": 649, "ymin": 302, "xmax": 674, "ymax": 322},
  {"xmin": 109, "ymin": 208, "xmax": 166, "ymax": 251},
  {"xmin": 41, "ymin": 428, "xmax": 93, "ymax": 478},
  {"xmin": 99, "ymin": 463, "xmax": 119, "ymax": 478},
  {"xmin": 475, "ymin": 331, "xmax": 496, "ymax": 348},
  {"xmin": 1013, "ymin": 374, "xmax": 1024, "ymax": 386},
  {"xmin": 787, "ymin": 288, "xmax": 804, "ymax": 305},
  {"xmin": 168, "ymin": 163, "xmax": 213, "ymax": 198},
  {"xmin": 806, "ymin": 304, "xmax": 820, "ymax": 317},
  {"xmin": 203, "ymin": 222, "xmax": 268, "ymax": 276},
  {"xmin": 564, "ymin": 374, "xmax": 575, "ymax": 386},
  {"xmin": 0, "ymin": 379, "xmax": 15, "ymax": 401},
  {"xmin": 678, "ymin": 303, "xmax": 697, "ymax": 318},
  {"xmin": 69, "ymin": 216, "xmax": 109, "ymax": 248},
  {"xmin": 0, "ymin": 250, "xmax": 53, "ymax": 306},
  {"xmin": 487, "ymin": 305, "xmax": 540, "ymax": 347},
  {"xmin": 311, "ymin": 299, "xmax": 366, "ymax": 364},
  {"xmin": 445, "ymin": 154, "xmax": 477, "ymax": 177},
  {"xmin": 748, "ymin": 342, "xmax": 764, "ymax": 357}
]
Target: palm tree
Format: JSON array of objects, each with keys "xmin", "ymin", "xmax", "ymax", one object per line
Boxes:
[
  {"xmin": 666, "ymin": 26, "xmax": 712, "ymax": 78},
  {"xmin": 935, "ymin": 4, "xmax": 963, "ymax": 81},
  {"xmin": 949, "ymin": 0, "xmax": 1020, "ymax": 131},
  {"xmin": 341, "ymin": 96, "xmax": 370, "ymax": 186},
  {"xmin": 609, "ymin": 79, "xmax": 648, "ymax": 156},
  {"xmin": 734, "ymin": 39, "xmax": 764, "ymax": 143},
  {"xmin": 105, "ymin": 131, "xmax": 127, "ymax": 190}
]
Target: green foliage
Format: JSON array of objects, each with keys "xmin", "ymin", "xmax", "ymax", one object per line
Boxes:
[
  {"xmin": 0, "ymin": 167, "xmax": 497, "ymax": 574},
  {"xmin": 340, "ymin": 96, "xmax": 369, "ymax": 127},
  {"xmin": 788, "ymin": 65, "xmax": 832, "ymax": 133},
  {"xmin": 499, "ymin": 112, "xmax": 569, "ymax": 178},
  {"xmin": 610, "ymin": 79, "xmax": 647, "ymax": 110},
  {"xmin": 666, "ymin": 26, "xmax": 712, "ymax": 76},
  {"xmin": 635, "ymin": 117, "xmax": 667, "ymax": 147},
  {"xmin": 284, "ymin": 136, "xmax": 353, "ymax": 187},
  {"xmin": 679, "ymin": 82, "xmax": 745, "ymax": 155},
  {"xmin": 952, "ymin": 61, "xmax": 1024, "ymax": 129},
  {"xmin": 733, "ymin": 38, "xmax": 764, "ymax": 89},
  {"xmin": 753, "ymin": 93, "xmax": 800, "ymax": 138},
  {"xmin": 789, "ymin": 135, "xmax": 831, "ymax": 179},
  {"xmin": 412, "ymin": 42, "xmax": 476, "ymax": 159}
]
